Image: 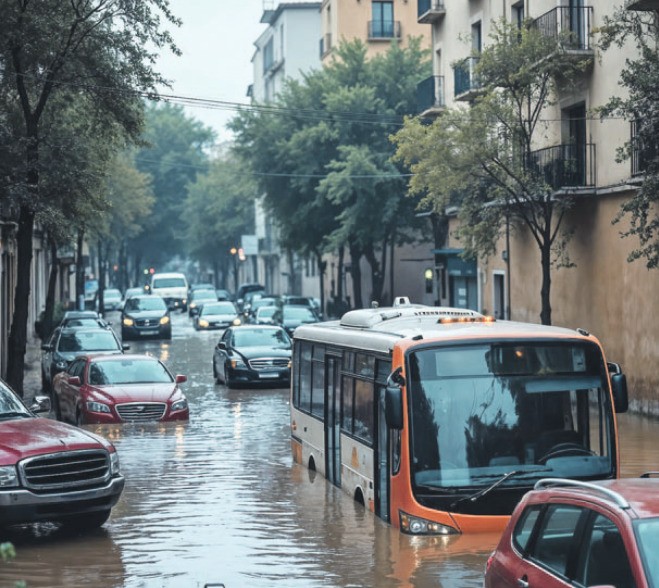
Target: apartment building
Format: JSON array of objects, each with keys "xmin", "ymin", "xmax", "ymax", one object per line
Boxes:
[
  {"xmin": 249, "ymin": 2, "xmax": 322, "ymax": 297},
  {"xmin": 320, "ymin": 0, "xmax": 431, "ymax": 61},
  {"xmin": 417, "ymin": 0, "xmax": 659, "ymax": 413}
]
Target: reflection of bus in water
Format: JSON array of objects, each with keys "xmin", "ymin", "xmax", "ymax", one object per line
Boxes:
[{"xmin": 290, "ymin": 297, "xmax": 629, "ymax": 535}]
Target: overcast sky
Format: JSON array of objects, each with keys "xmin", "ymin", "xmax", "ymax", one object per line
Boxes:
[{"xmin": 156, "ymin": 0, "xmax": 268, "ymax": 142}]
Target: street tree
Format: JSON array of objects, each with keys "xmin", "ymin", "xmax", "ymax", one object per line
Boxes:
[
  {"xmin": 231, "ymin": 39, "xmax": 429, "ymax": 309},
  {"xmin": 393, "ymin": 19, "xmax": 590, "ymax": 325},
  {"xmin": 182, "ymin": 152, "xmax": 256, "ymax": 288},
  {"xmin": 130, "ymin": 103, "xmax": 215, "ymax": 277},
  {"xmin": 598, "ymin": 7, "xmax": 659, "ymax": 268},
  {"xmin": 0, "ymin": 0, "xmax": 180, "ymax": 394}
]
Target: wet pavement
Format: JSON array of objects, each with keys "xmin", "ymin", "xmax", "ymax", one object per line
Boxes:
[{"xmin": 4, "ymin": 312, "xmax": 659, "ymax": 587}]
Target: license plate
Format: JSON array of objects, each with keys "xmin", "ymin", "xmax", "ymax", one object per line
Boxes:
[
  {"xmin": 139, "ymin": 330, "xmax": 158, "ymax": 336},
  {"xmin": 259, "ymin": 372, "xmax": 279, "ymax": 379}
]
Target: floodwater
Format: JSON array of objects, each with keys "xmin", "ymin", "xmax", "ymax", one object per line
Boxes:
[{"xmin": 2, "ymin": 312, "xmax": 658, "ymax": 587}]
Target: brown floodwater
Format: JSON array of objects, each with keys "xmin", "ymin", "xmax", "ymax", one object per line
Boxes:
[{"xmin": 2, "ymin": 313, "xmax": 658, "ymax": 587}]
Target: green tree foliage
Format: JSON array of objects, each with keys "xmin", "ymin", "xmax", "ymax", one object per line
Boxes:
[
  {"xmin": 182, "ymin": 152, "xmax": 256, "ymax": 286},
  {"xmin": 231, "ymin": 39, "xmax": 430, "ymax": 307},
  {"xmin": 131, "ymin": 103, "xmax": 215, "ymax": 270},
  {"xmin": 598, "ymin": 7, "xmax": 659, "ymax": 268},
  {"xmin": 393, "ymin": 20, "xmax": 589, "ymax": 325},
  {"xmin": 0, "ymin": 0, "xmax": 180, "ymax": 393}
]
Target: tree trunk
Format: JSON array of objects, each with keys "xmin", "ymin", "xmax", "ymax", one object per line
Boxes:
[
  {"xmin": 42, "ymin": 236, "xmax": 59, "ymax": 340},
  {"xmin": 76, "ymin": 229, "xmax": 85, "ymax": 306},
  {"xmin": 97, "ymin": 238, "xmax": 106, "ymax": 315},
  {"xmin": 315, "ymin": 250, "xmax": 326, "ymax": 319},
  {"xmin": 337, "ymin": 246, "xmax": 344, "ymax": 301},
  {"xmin": 6, "ymin": 205, "xmax": 36, "ymax": 396},
  {"xmin": 389, "ymin": 231, "xmax": 395, "ymax": 306},
  {"xmin": 364, "ymin": 243, "xmax": 385, "ymax": 305},
  {"xmin": 348, "ymin": 241, "xmax": 363, "ymax": 310},
  {"xmin": 540, "ymin": 240, "xmax": 552, "ymax": 325}
]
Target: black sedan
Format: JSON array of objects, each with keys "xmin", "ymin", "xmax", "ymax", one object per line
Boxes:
[
  {"xmin": 194, "ymin": 301, "xmax": 241, "ymax": 330},
  {"xmin": 212, "ymin": 326, "xmax": 291, "ymax": 388},
  {"xmin": 41, "ymin": 326, "xmax": 126, "ymax": 394},
  {"xmin": 280, "ymin": 304, "xmax": 320, "ymax": 335},
  {"xmin": 188, "ymin": 289, "xmax": 218, "ymax": 317},
  {"xmin": 121, "ymin": 295, "xmax": 171, "ymax": 340}
]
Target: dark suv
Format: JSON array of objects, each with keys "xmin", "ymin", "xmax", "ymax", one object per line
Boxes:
[{"xmin": 484, "ymin": 476, "xmax": 659, "ymax": 588}]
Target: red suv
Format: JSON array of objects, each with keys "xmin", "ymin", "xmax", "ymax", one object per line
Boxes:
[{"xmin": 484, "ymin": 477, "xmax": 659, "ymax": 588}]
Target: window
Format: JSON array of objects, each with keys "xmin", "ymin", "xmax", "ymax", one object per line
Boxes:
[
  {"xmin": 532, "ymin": 505, "xmax": 584, "ymax": 576},
  {"xmin": 342, "ymin": 376, "xmax": 354, "ymax": 431},
  {"xmin": 513, "ymin": 506, "xmax": 542, "ymax": 552},
  {"xmin": 311, "ymin": 361, "xmax": 325, "ymax": 417},
  {"xmin": 512, "ymin": 2, "xmax": 524, "ymax": 28},
  {"xmin": 353, "ymin": 379, "xmax": 374, "ymax": 443},
  {"xmin": 471, "ymin": 21, "xmax": 482, "ymax": 53},
  {"xmin": 371, "ymin": 1, "xmax": 394, "ymax": 37},
  {"xmin": 299, "ymin": 343, "xmax": 312, "ymax": 411}
]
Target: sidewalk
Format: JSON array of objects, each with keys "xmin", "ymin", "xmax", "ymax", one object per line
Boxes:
[{"xmin": 22, "ymin": 336, "xmax": 43, "ymax": 404}]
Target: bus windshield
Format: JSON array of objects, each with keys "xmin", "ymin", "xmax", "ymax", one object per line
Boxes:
[{"xmin": 408, "ymin": 342, "xmax": 613, "ymax": 492}]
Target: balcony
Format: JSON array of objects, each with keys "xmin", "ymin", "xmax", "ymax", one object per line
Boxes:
[
  {"xmin": 417, "ymin": 0, "xmax": 446, "ymax": 24},
  {"xmin": 368, "ymin": 20, "xmax": 401, "ymax": 40},
  {"xmin": 526, "ymin": 143, "xmax": 596, "ymax": 190},
  {"xmin": 531, "ymin": 6, "xmax": 594, "ymax": 53},
  {"xmin": 626, "ymin": 0, "xmax": 659, "ymax": 9},
  {"xmin": 453, "ymin": 57, "xmax": 482, "ymax": 101},
  {"xmin": 417, "ymin": 75, "xmax": 445, "ymax": 117}
]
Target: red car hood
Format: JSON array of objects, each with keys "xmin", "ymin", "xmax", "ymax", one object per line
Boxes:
[
  {"xmin": 87, "ymin": 383, "xmax": 179, "ymax": 404},
  {"xmin": 0, "ymin": 417, "xmax": 113, "ymax": 464}
]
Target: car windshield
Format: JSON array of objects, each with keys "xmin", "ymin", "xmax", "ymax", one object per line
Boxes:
[
  {"xmin": 258, "ymin": 307, "xmax": 276, "ymax": 318},
  {"xmin": 283, "ymin": 307, "xmax": 316, "ymax": 321},
  {"xmin": 407, "ymin": 342, "xmax": 614, "ymax": 491},
  {"xmin": 152, "ymin": 278, "xmax": 186, "ymax": 288},
  {"xmin": 232, "ymin": 328, "xmax": 291, "ymax": 349},
  {"xmin": 202, "ymin": 302, "xmax": 236, "ymax": 315},
  {"xmin": 62, "ymin": 318, "xmax": 102, "ymax": 328},
  {"xmin": 104, "ymin": 289, "xmax": 121, "ymax": 300},
  {"xmin": 193, "ymin": 290, "xmax": 217, "ymax": 301},
  {"xmin": 88, "ymin": 359, "xmax": 173, "ymax": 385},
  {"xmin": 124, "ymin": 297, "xmax": 167, "ymax": 312},
  {"xmin": 0, "ymin": 380, "xmax": 30, "ymax": 418},
  {"xmin": 57, "ymin": 330, "xmax": 120, "ymax": 352},
  {"xmin": 635, "ymin": 518, "xmax": 659, "ymax": 584}
]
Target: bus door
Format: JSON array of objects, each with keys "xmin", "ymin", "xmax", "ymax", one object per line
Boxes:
[
  {"xmin": 375, "ymin": 384, "xmax": 390, "ymax": 522},
  {"xmin": 325, "ymin": 355, "xmax": 342, "ymax": 487}
]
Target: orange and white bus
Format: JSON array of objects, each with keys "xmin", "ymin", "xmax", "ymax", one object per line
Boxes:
[{"xmin": 290, "ymin": 297, "xmax": 629, "ymax": 534}]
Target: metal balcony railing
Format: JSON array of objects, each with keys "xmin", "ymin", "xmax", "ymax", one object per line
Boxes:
[
  {"xmin": 417, "ymin": 75, "xmax": 445, "ymax": 113},
  {"xmin": 531, "ymin": 6, "xmax": 593, "ymax": 51},
  {"xmin": 526, "ymin": 143, "xmax": 596, "ymax": 189},
  {"xmin": 417, "ymin": 0, "xmax": 446, "ymax": 23},
  {"xmin": 368, "ymin": 20, "xmax": 401, "ymax": 39},
  {"xmin": 453, "ymin": 57, "xmax": 480, "ymax": 99}
]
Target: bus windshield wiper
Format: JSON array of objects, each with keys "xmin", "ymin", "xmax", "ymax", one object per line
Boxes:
[{"xmin": 449, "ymin": 468, "xmax": 550, "ymax": 510}]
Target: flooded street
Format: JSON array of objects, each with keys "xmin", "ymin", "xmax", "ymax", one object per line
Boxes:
[{"xmin": 2, "ymin": 312, "xmax": 659, "ymax": 588}]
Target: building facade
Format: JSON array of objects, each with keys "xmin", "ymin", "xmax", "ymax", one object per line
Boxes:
[{"xmin": 417, "ymin": 0, "xmax": 659, "ymax": 414}]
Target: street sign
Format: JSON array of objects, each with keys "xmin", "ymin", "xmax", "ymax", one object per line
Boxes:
[{"xmin": 241, "ymin": 234, "xmax": 258, "ymax": 256}]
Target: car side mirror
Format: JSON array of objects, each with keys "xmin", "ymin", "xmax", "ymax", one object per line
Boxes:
[
  {"xmin": 30, "ymin": 395, "xmax": 51, "ymax": 414},
  {"xmin": 217, "ymin": 342, "xmax": 227, "ymax": 350},
  {"xmin": 122, "ymin": 344, "xmax": 130, "ymax": 351},
  {"xmin": 68, "ymin": 376, "xmax": 81, "ymax": 386},
  {"xmin": 611, "ymin": 372, "xmax": 628, "ymax": 414},
  {"xmin": 385, "ymin": 385, "xmax": 404, "ymax": 430},
  {"xmin": 175, "ymin": 374, "xmax": 187, "ymax": 384}
]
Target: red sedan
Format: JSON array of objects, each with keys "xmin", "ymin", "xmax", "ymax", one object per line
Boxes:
[{"xmin": 53, "ymin": 354, "xmax": 189, "ymax": 425}]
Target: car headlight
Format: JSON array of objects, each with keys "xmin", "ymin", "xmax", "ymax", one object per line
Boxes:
[
  {"xmin": 123, "ymin": 317, "xmax": 134, "ymax": 327},
  {"xmin": 0, "ymin": 466, "xmax": 18, "ymax": 488},
  {"xmin": 55, "ymin": 359, "xmax": 68, "ymax": 370},
  {"xmin": 171, "ymin": 397, "xmax": 188, "ymax": 412},
  {"xmin": 399, "ymin": 511, "xmax": 458, "ymax": 535},
  {"xmin": 198, "ymin": 319, "xmax": 209, "ymax": 328},
  {"xmin": 232, "ymin": 318, "xmax": 242, "ymax": 326},
  {"xmin": 86, "ymin": 401, "xmax": 111, "ymax": 414},
  {"xmin": 110, "ymin": 452, "xmax": 120, "ymax": 476},
  {"xmin": 230, "ymin": 357, "xmax": 247, "ymax": 369},
  {"xmin": 160, "ymin": 316, "xmax": 170, "ymax": 325},
  {"xmin": 190, "ymin": 303, "xmax": 197, "ymax": 309}
]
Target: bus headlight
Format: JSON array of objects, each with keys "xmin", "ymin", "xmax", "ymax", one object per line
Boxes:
[{"xmin": 399, "ymin": 511, "xmax": 458, "ymax": 535}]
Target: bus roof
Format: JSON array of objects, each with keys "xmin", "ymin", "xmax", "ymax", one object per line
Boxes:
[{"xmin": 293, "ymin": 301, "xmax": 594, "ymax": 354}]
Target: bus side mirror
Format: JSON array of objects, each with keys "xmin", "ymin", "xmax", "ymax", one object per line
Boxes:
[
  {"xmin": 385, "ymin": 385, "xmax": 404, "ymax": 430},
  {"xmin": 611, "ymin": 372, "xmax": 628, "ymax": 414}
]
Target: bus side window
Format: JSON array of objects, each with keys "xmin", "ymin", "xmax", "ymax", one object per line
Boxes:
[{"xmin": 299, "ymin": 342, "xmax": 313, "ymax": 412}]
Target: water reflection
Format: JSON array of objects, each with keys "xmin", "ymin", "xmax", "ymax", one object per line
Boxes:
[{"xmin": 5, "ymin": 313, "xmax": 659, "ymax": 587}]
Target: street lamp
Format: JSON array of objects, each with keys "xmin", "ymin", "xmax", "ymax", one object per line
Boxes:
[{"xmin": 230, "ymin": 247, "xmax": 239, "ymax": 291}]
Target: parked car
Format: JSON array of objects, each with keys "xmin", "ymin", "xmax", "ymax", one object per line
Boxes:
[
  {"xmin": 98, "ymin": 288, "xmax": 123, "ymax": 311},
  {"xmin": 52, "ymin": 354, "xmax": 189, "ymax": 425},
  {"xmin": 188, "ymin": 288, "xmax": 218, "ymax": 317},
  {"xmin": 83, "ymin": 278, "xmax": 99, "ymax": 310},
  {"xmin": 213, "ymin": 325, "xmax": 292, "ymax": 388},
  {"xmin": 194, "ymin": 301, "xmax": 241, "ymax": 330},
  {"xmin": 235, "ymin": 283, "xmax": 265, "ymax": 310},
  {"xmin": 121, "ymin": 295, "xmax": 171, "ymax": 340},
  {"xmin": 280, "ymin": 304, "xmax": 320, "ymax": 335},
  {"xmin": 0, "ymin": 377, "xmax": 124, "ymax": 530},
  {"xmin": 253, "ymin": 305, "xmax": 278, "ymax": 325},
  {"xmin": 59, "ymin": 310, "xmax": 110, "ymax": 330},
  {"xmin": 483, "ymin": 476, "xmax": 659, "ymax": 588},
  {"xmin": 41, "ymin": 326, "xmax": 126, "ymax": 393},
  {"xmin": 216, "ymin": 289, "xmax": 233, "ymax": 301}
]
